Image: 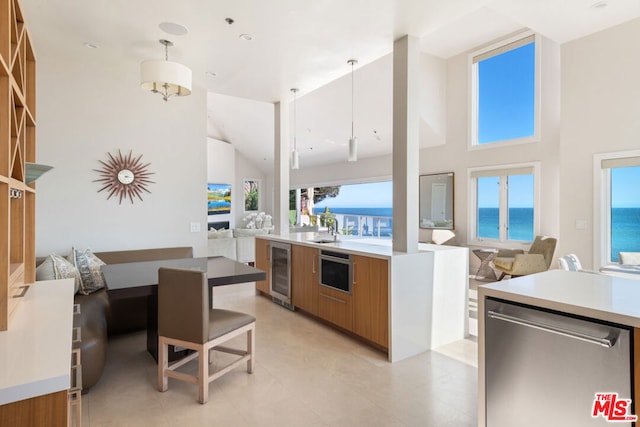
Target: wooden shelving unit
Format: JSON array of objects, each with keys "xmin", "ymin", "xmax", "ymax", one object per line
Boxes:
[{"xmin": 0, "ymin": 0, "xmax": 36, "ymax": 331}]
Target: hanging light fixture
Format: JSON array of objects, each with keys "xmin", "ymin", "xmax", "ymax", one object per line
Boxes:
[
  {"xmin": 141, "ymin": 39, "xmax": 192, "ymax": 102},
  {"xmin": 291, "ymin": 88, "xmax": 300, "ymax": 170},
  {"xmin": 348, "ymin": 59, "xmax": 358, "ymax": 162}
]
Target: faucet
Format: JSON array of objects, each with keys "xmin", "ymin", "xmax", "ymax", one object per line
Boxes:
[{"xmin": 330, "ymin": 218, "xmax": 339, "ymax": 240}]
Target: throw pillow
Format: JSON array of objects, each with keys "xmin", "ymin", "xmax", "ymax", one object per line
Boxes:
[
  {"xmin": 46, "ymin": 254, "xmax": 82, "ymax": 294},
  {"xmin": 209, "ymin": 228, "xmax": 233, "ymax": 239},
  {"xmin": 619, "ymin": 252, "xmax": 640, "ymax": 265},
  {"xmin": 72, "ymin": 247, "xmax": 107, "ymax": 295}
]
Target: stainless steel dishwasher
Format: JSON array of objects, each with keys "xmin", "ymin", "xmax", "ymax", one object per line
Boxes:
[{"xmin": 485, "ymin": 297, "xmax": 633, "ymax": 427}]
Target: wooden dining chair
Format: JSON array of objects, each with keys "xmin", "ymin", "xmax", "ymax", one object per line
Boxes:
[{"xmin": 157, "ymin": 267, "xmax": 255, "ymax": 404}]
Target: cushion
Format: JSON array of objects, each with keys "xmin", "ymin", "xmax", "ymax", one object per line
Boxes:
[
  {"xmin": 493, "ymin": 257, "xmax": 514, "ymax": 271},
  {"xmin": 233, "ymin": 228, "xmax": 267, "ymax": 237},
  {"xmin": 208, "ymin": 228, "xmax": 233, "ymax": 239},
  {"xmin": 36, "ymin": 254, "xmax": 82, "ymax": 293},
  {"xmin": 619, "ymin": 252, "xmax": 640, "ymax": 265},
  {"xmin": 72, "ymin": 248, "xmax": 107, "ymax": 295}
]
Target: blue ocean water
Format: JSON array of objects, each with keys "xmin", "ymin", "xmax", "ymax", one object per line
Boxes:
[
  {"xmin": 611, "ymin": 208, "xmax": 640, "ymax": 262},
  {"xmin": 478, "ymin": 207, "xmax": 533, "ymax": 241}
]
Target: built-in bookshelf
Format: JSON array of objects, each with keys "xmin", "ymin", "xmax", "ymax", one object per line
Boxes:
[{"xmin": 0, "ymin": 0, "xmax": 36, "ymax": 331}]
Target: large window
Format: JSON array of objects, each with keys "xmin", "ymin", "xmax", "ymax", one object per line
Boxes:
[
  {"xmin": 596, "ymin": 153, "xmax": 640, "ymax": 265},
  {"xmin": 470, "ymin": 32, "xmax": 539, "ymax": 147},
  {"xmin": 470, "ymin": 165, "xmax": 538, "ymax": 244}
]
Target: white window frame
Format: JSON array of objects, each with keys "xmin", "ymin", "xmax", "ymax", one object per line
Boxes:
[
  {"xmin": 468, "ymin": 31, "xmax": 542, "ymax": 150},
  {"xmin": 468, "ymin": 162, "xmax": 541, "ymax": 249},
  {"xmin": 593, "ymin": 150, "xmax": 640, "ymax": 268}
]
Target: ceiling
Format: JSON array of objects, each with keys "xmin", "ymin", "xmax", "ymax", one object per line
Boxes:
[{"xmin": 21, "ymin": 0, "xmax": 640, "ymax": 173}]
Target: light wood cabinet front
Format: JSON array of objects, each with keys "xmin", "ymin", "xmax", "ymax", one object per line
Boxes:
[
  {"xmin": 0, "ymin": 390, "xmax": 68, "ymax": 427},
  {"xmin": 352, "ymin": 255, "xmax": 389, "ymax": 348},
  {"xmin": 292, "ymin": 245, "xmax": 319, "ymax": 315},
  {"xmin": 318, "ymin": 285, "xmax": 353, "ymax": 331},
  {"xmin": 254, "ymin": 238, "xmax": 271, "ymax": 294}
]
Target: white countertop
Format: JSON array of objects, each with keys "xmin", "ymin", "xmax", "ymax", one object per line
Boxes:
[
  {"xmin": 0, "ymin": 279, "xmax": 74, "ymax": 405},
  {"xmin": 258, "ymin": 233, "xmax": 462, "ymax": 259},
  {"xmin": 479, "ymin": 270, "xmax": 640, "ymax": 327}
]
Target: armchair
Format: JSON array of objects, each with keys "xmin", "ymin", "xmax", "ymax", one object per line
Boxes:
[{"xmin": 493, "ymin": 236, "xmax": 557, "ymax": 280}]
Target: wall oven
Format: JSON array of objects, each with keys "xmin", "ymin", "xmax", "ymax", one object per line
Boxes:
[{"xmin": 319, "ymin": 250, "xmax": 352, "ymax": 293}]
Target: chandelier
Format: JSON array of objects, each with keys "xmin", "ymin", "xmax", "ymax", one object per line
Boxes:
[{"xmin": 141, "ymin": 39, "xmax": 192, "ymax": 102}]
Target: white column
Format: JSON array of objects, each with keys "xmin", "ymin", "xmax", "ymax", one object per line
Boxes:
[
  {"xmin": 392, "ymin": 35, "xmax": 420, "ymax": 253},
  {"xmin": 273, "ymin": 101, "xmax": 290, "ymax": 235}
]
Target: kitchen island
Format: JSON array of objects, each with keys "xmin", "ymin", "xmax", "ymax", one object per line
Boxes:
[
  {"xmin": 256, "ymin": 233, "xmax": 469, "ymax": 362},
  {"xmin": 478, "ymin": 270, "xmax": 640, "ymax": 427}
]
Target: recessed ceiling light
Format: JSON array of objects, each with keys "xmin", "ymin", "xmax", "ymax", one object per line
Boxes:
[
  {"xmin": 206, "ymin": 71, "xmax": 217, "ymax": 77},
  {"xmin": 83, "ymin": 42, "xmax": 98, "ymax": 49},
  {"xmin": 159, "ymin": 22, "xmax": 189, "ymax": 36},
  {"xmin": 239, "ymin": 34, "xmax": 253, "ymax": 41},
  {"xmin": 591, "ymin": 0, "xmax": 608, "ymax": 9}
]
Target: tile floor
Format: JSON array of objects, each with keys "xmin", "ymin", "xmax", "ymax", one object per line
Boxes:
[{"xmin": 79, "ymin": 283, "xmax": 478, "ymax": 426}]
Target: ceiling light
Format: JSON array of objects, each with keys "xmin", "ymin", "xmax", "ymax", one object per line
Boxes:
[
  {"xmin": 591, "ymin": 0, "xmax": 608, "ymax": 8},
  {"xmin": 158, "ymin": 22, "xmax": 189, "ymax": 36},
  {"xmin": 206, "ymin": 71, "xmax": 217, "ymax": 77},
  {"xmin": 239, "ymin": 34, "xmax": 254, "ymax": 41},
  {"xmin": 347, "ymin": 59, "xmax": 358, "ymax": 162},
  {"xmin": 84, "ymin": 42, "xmax": 98, "ymax": 49},
  {"xmin": 291, "ymin": 88, "xmax": 300, "ymax": 170},
  {"xmin": 140, "ymin": 39, "xmax": 192, "ymax": 102}
]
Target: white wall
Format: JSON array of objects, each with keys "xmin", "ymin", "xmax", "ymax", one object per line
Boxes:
[
  {"xmin": 34, "ymin": 48, "xmax": 208, "ymax": 257},
  {"xmin": 417, "ymin": 35, "xmax": 562, "ymax": 250},
  {"xmin": 207, "ymin": 137, "xmax": 235, "ymax": 228},
  {"xmin": 560, "ymin": 17, "xmax": 640, "ymax": 269}
]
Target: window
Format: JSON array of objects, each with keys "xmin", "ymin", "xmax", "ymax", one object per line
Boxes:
[
  {"xmin": 469, "ymin": 164, "xmax": 539, "ymax": 245},
  {"xmin": 595, "ymin": 153, "xmax": 640, "ymax": 265},
  {"xmin": 470, "ymin": 32, "xmax": 539, "ymax": 147}
]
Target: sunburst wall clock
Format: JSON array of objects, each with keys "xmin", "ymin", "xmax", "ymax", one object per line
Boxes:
[{"xmin": 94, "ymin": 150, "xmax": 155, "ymax": 204}]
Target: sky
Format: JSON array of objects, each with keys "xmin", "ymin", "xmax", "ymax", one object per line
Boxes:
[
  {"xmin": 314, "ymin": 181, "xmax": 392, "ymax": 208},
  {"xmin": 612, "ymin": 166, "xmax": 640, "ymax": 208}
]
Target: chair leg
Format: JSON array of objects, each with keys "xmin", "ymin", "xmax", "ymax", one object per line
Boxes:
[
  {"xmin": 198, "ymin": 347, "xmax": 209, "ymax": 404},
  {"xmin": 158, "ymin": 337, "xmax": 168, "ymax": 392},
  {"xmin": 498, "ymin": 272, "xmax": 507, "ymax": 281},
  {"xmin": 247, "ymin": 326, "xmax": 255, "ymax": 374}
]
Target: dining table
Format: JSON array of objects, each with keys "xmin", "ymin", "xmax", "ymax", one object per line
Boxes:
[{"xmin": 102, "ymin": 256, "xmax": 266, "ymax": 361}]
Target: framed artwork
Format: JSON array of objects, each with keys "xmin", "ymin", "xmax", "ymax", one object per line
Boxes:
[
  {"xmin": 243, "ymin": 179, "xmax": 260, "ymax": 212},
  {"xmin": 207, "ymin": 183, "xmax": 231, "ymax": 215}
]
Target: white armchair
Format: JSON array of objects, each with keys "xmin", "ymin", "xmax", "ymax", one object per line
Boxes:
[{"xmin": 234, "ymin": 228, "xmax": 269, "ymax": 263}]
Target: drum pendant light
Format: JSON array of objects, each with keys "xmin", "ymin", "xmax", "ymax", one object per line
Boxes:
[
  {"xmin": 348, "ymin": 59, "xmax": 358, "ymax": 162},
  {"xmin": 291, "ymin": 88, "xmax": 300, "ymax": 170}
]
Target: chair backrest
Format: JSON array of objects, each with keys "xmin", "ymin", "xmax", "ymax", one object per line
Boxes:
[
  {"xmin": 158, "ymin": 267, "xmax": 209, "ymax": 344},
  {"xmin": 528, "ymin": 236, "xmax": 557, "ymax": 269},
  {"xmin": 558, "ymin": 254, "xmax": 582, "ymax": 271}
]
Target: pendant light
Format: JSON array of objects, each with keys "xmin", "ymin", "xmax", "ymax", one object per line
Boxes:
[
  {"xmin": 348, "ymin": 59, "xmax": 358, "ymax": 162},
  {"xmin": 291, "ymin": 88, "xmax": 300, "ymax": 170},
  {"xmin": 141, "ymin": 39, "xmax": 192, "ymax": 102}
]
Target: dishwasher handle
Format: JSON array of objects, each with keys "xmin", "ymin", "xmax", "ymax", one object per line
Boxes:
[{"xmin": 487, "ymin": 310, "xmax": 617, "ymax": 348}]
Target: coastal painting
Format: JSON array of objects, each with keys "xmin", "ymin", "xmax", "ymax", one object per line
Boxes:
[{"xmin": 207, "ymin": 183, "xmax": 231, "ymax": 215}]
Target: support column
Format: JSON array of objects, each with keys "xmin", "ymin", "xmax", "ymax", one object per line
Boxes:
[
  {"xmin": 273, "ymin": 101, "xmax": 290, "ymax": 235},
  {"xmin": 392, "ymin": 35, "xmax": 420, "ymax": 253}
]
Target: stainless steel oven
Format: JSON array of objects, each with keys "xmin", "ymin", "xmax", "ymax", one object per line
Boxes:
[{"xmin": 319, "ymin": 250, "xmax": 352, "ymax": 294}]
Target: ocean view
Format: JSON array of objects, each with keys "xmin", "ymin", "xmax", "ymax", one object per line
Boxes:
[
  {"xmin": 611, "ymin": 208, "xmax": 640, "ymax": 262},
  {"xmin": 478, "ymin": 207, "xmax": 533, "ymax": 241}
]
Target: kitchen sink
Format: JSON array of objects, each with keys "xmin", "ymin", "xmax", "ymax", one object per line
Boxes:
[{"xmin": 308, "ymin": 238, "xmax": 337, "ymax": 244}]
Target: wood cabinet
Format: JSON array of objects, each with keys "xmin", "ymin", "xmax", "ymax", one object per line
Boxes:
[
  {"xmin": 291, "ymin": 244, "xmax": 318, "ymax": 315},
  {"xmin": 318, "ymin": 285, "xmax": 353, "ymax": 331},
  {"xmin": 0, "ymin": 0, "xmax": 37, "ymax": 331},
  {"xmin": 352, "ymin": 255, "xmax": 389, "ymax": 348},
  {"xmin": 254, "ymin": 238, "xmax": 271, "ymax": 294}
]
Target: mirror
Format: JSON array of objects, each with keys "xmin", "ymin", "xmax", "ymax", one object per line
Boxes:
[{"xmin": 419, "ymin": 173, "xmax": 454, "ymax": 229}]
